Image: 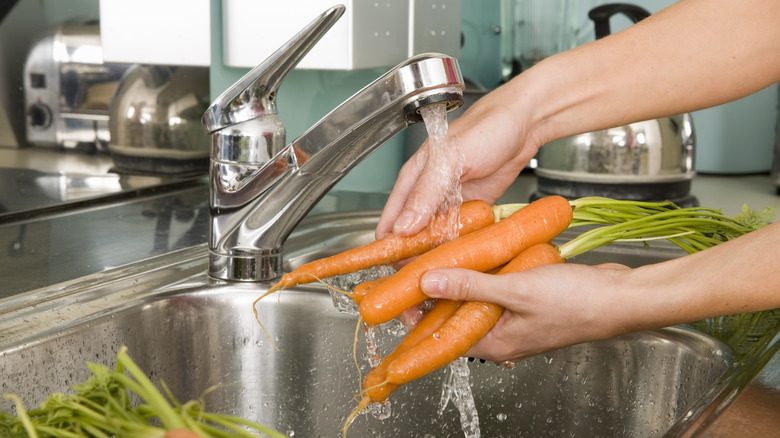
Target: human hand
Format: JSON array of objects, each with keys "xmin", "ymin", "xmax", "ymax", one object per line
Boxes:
[
  {"xmin": 419, "ymin": 263, "xmax": 634, "ymax": 363},
  {"xmin": 376, "ymin": 83, "xmax": 543, "ymax": 239}
]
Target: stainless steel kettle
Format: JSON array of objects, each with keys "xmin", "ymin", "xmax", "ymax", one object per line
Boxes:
[
  {"xmin": 534, "ymin": 4, "xmax": 696, "ymax": 204},
  {"xmin": 108, "ymin": 65, "xmax": 210, "ymax": 175}
]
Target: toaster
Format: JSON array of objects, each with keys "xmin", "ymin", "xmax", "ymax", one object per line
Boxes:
[{"xmin": 23, "ymin": 18, "xmax": 131, "ymax": 151}]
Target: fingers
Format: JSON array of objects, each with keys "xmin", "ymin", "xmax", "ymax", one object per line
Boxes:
[
  {"xmin": 375, "ymin": 147, "xmax": 430, "ymax": 239},
  {"xmin": 398, "ymin": 304, "xmax": 427, "ymax": 328},
  {"xmin": 377, "ymin": 142, "xmax": 464, "ymax": 238},
  {"xmin": 421, "ymin": 268, "xmax": 510, "ymax": 305}
]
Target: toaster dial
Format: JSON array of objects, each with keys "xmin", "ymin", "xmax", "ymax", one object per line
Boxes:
[{"xmin": 27, "ymin": 102, "xmax": 52, "ymax": 130}]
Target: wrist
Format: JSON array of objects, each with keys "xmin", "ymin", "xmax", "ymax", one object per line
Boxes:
[
  {"xmin": 502, "ymin": 48, "xmax": 607, "ymax": 148},
  {"xmin": 614, "ymin": 258, "xmax": 712, "ymax": 334}
]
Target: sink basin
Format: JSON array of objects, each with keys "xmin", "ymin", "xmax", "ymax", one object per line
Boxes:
[{"xmin": 0, "ymin": 210, "xmax": 739, "ymax": 437}]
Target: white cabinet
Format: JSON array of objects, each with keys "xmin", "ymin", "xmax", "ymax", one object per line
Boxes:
[
  {"xmin": 222, "ymin": 0, "xmax": 460, "ymax": 70},
  {"xmin": 98, "ymin": 1, "xmax": 460, "ymax": 70},
  {"xmin": 99, "ymin": 0, "xmax": 211, "ymax": 67}
]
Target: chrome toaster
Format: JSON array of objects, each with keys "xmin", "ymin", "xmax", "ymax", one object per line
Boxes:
[{"xmin": 23, "ymin": 18, "xmax": 131, "ymax": 151}]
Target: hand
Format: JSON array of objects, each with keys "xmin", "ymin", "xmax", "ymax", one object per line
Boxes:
[
  {"xmin": 376, "ymin": 82, "xmax": 543, "ymax": 239},
  {"xmin": 419, "ymin": 263, "xmax": 633, "ymax": 363}
]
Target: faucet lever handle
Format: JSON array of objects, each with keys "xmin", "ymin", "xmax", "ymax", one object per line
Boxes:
[{"xmin": 202, "ymin": 5, "xmax": 346, "ymax": 134}]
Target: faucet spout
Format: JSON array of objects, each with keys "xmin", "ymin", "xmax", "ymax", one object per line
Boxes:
[{"xmin": 205, "ymin": 11, "xmax": 464, "ymax": 282}]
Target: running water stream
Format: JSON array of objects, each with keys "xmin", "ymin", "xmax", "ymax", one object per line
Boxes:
[
  {"xmin": 416, "ymin": 104, "xmax": 464, "ymax": 244},
  {"xmin": 418, "ymin": 104, "xmax": 481, "ymax": 438},
  {"xmin": 330, "ymin": 103, "xmax": 480, "ymax": 437}
]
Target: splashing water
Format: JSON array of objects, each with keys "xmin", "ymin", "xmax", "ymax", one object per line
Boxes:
[
  {"xmin": 418, "ymin": 104, "xmax": 463, "ymax": 245},
  {"xmin": 326, "ymin": 265, "xmax": 396, "ymax": 314},
  {"xmin": 363, "ymin": 324, "xmax": 382, "ymax": 369},
  {"xmin": 345, "ymin": 104, "xmax": 480, "ymax": 436},
  {"xmin": 419, "ymin": 104, "xmax": 481, "ymax": 437},
  {"xmin": 439, "ymin": 358, "xmax": 481, "ymax": 438}
]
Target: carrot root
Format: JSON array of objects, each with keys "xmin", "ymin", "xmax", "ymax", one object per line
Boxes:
[
  {"xmin": 342, "ymin": 395, "xmax": 370, "ymax": 438},
  {"xmin": 358, "ymin": 299, "xmax": 462, "ymax": 403},
  {"xmin": 254, "ymin": 276, "xmax": 355, "ymax": 351}
]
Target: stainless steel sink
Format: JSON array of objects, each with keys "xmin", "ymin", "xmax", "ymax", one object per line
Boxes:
[{"xmin": 0, "ymin": 210, "xmax": 751, "ymax": 437}]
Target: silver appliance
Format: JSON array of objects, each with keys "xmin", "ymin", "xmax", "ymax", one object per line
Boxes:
[
  {"xmin": 109, "ymin": 65, "xmax": 211, "ymax": 175},
  {"xmin": 534, "ymin": 4, "xmax": 697, "ymax": 205},
  {"xmin": 23, "ymin": 18, "xmax": 131, "ymax": 151}
]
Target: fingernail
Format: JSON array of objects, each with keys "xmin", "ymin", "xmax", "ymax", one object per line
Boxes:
[
  {"xmin": 421, "ymin": 272, "xmax": 447, "ymax": 296},
  {"xmin": 393, "ymin": 210, "xmax": 418, "ymax": 234}
]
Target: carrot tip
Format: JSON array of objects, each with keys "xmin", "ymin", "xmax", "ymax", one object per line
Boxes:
[
  {"xmin": 342, "ymin": 396, "xmax": 370, "ymax": 438},
  {"xmin": 253, "ymin": 288, "xmax": 282, "ymax": 351}
]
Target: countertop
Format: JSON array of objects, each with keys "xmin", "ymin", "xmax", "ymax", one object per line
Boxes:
[{"xmin": 2, "ymin": 144, "xmax": 777, "ymax": 219}]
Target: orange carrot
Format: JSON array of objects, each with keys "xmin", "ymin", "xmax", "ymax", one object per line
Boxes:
[
  {"xmin": 269, "ymin": 200, "xmax": 494, "ymax": 292},
  {"xmin": 352, "ymin": 277, "xmax": 388, "ymax": 305},
  {"xmin": 364, "ymin": 299, "xmax": 462, "ymax": 402},
  {"xmin": 358, "ymin": 195, "xmax": 572, "ymax": 326},
  {"xmin": 385, "ymin": 243, "xmax": 564, "ymax": 386},
  {"xmin": 343, "ymin": 299, "xmax": 462, "ymax": 435}
]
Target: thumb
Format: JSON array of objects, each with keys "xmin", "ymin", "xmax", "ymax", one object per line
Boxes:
[{"xmin": 421, "ymin": 269, "xmax": 504, "ymax": 303}]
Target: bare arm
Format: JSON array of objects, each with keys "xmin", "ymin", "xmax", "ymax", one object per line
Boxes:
[{"xmin": 524, "ymin": 0, "xmax": 780, "ymax": 144}]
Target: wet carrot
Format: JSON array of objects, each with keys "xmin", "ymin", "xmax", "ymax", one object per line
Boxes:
[
  {"xmin": 358, "ymin": 195, "xmax": 573, "ymax": 326},
  {"xmin": 363, "ymin": 299, "xmax": 462, "ymax": 401},
  {"xmin": 385, "ymin": 243, "xmax": 564, "ymax": 385},
  {"xmin": 269, "ymin": 200, "xmax": 494, "ymax": 292},
  {"xmin": 342, "ymin": 299, "xmax": 462, "ymax": 435},
  {"xmin": 352, "ymin": 277, "xmax": 388, "ymax": 305}
]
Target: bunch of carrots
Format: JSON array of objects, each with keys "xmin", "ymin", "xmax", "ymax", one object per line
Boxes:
[{"xmin": 255, "ymin": 195, "xmax": 774, "ymax": 436}]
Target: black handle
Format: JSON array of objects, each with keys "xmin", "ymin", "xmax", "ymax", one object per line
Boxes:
[
  {"xmin": 588, "ymin": 3, "xmax": 652, "ymax": 39},
  {"xmin": 0, "ymin": 0, "xmax": 20, "ymax": 26}
]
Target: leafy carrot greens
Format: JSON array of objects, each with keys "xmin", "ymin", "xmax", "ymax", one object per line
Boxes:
[{"xmin": 0, "ymin": 346, "xmax": 286, "ymax": 438}]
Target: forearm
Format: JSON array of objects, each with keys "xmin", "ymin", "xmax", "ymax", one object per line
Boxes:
[
  {"xmin": 512, "ymin": 0, "xmax": 780, "ymax": 145},
  {"xmin": 619, "ymin": 221, "xmax": 780, "ymax": 332}
]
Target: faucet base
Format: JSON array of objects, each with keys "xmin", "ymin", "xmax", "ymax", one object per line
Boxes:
[{"xmin": 208, "ymin": 250, "xmax": 283, "ymax": 282}]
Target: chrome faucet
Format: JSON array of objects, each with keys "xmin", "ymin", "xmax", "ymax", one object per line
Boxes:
[{"xmin": 202, "ymin": 5, "xmax": 464, "ymax": 282}]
